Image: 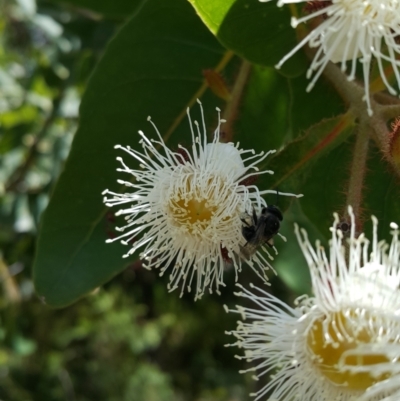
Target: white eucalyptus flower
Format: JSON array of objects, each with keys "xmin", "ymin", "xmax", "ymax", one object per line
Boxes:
[
  {"xmin": 102, "ymin": 100, "xmax": 295, "ymax": 300},
  {"xmin": 260, "ymin": 0, "xmax": 400, "ymax": 115},
  {"xmin": 226, "ymin": 207, "xmax": 400, "ymax": 400}
]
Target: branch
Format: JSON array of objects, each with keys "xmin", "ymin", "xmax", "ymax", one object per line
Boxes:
[
  {"xmin": 221, "ymin": 60, "xmax": 252, "ymax": 142},
  {"xmin": 5, "ymin": 90, "xmax": 64, "ymax": 192}
]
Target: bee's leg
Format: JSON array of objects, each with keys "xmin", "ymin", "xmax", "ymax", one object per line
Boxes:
[
  {"xmin": 252, "ymin": 207, "xmax": 258, "ymax": 224},
  {"xmin": 240, "ymin": 217, "xmax": 251, "ymax": 227},
  {"xmin": 265, "ymin": 238, "xmax": 274, "ymax": 248}
]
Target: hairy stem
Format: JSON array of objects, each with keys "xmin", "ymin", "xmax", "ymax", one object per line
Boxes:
[
  {"xmin": 373, "ymin": 91, "xmax": 400, "ymax": 106},
  {"xmin": 377, "ymin": 103, "xmax": 400, "ymax": 121},
  {"xmin": 369, "ymin": 117, "xmax": 389, "ymax": 155},
  {"xmin": 320, "ymin": 61, "xmax": 367, "ymax": 112},
  {"xmin": 221, "ymin": 60, "xmax": 252, "ymax": 142},
  {"xmin": 369, "ymin": 117, "xmax": 400, "ymax": 181},
  {"xmin": 345, "ymin": 121, "xmax": 370, "ymax": 229},
  {"xmin": 314, "ymin": 61, "xmax": 371, "ymax": 227}
]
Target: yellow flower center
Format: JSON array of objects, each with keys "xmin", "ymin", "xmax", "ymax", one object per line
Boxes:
[
  {"xmin": 167, "ymin": 174, "xmax": 234, "ymax": 235},
  {"xmin": 307, "ymin": 311, "xmax": 396, "ymax": 391},
  {"xmin": 174, "ymin": 197, "xmax": 216, "ymax": 224}
]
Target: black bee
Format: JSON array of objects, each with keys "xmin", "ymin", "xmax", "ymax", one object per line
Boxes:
[{"xmin": 239, "ymin": 205, "xmax": 283, "ymax": 260}]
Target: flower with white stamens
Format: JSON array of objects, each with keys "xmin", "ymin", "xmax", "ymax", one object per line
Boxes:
[
  {"xmin": 226, "ymin": 206, "xmax": 400, "ymax": 400},
  {"xmin": 102, "ymin": 100, "xmax": 297, "ymax": 299},
  {"xmin": 260, "ymin": 0, "xmax": 400, "ymax": 115}
]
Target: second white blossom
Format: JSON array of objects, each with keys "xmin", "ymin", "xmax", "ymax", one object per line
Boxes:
[{"xmin": 261, "ymin": 0, "xmax": 400, "ymax": 115}]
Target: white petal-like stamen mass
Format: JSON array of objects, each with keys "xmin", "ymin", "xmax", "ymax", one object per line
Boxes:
[
  {"xmin": 103, "ymin": 100, "xmax": 290, "ymax": 300},
  {"xmin": 260, "ymin": 0, "xmax": 400, "ymax": 115},
  {"xmin": 226, "ymin": 207, "xmax": 400, "ymax": 400}
]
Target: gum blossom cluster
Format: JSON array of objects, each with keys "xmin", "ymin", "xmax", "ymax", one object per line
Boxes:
[{"xmin": 103, "ymin": 101, "xmax": 285, "ymax": 300}]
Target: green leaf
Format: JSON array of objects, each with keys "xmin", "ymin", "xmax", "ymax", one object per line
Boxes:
[
  {"xmin": 188, "ymin": 0, "xmax": 308, "ymax": 76},
  {"xmin": 33, "ymin": 0, "xmax": 225, "ymax": 307},
  {"xmin": 268, "ymin": 114, "xmax": 354, "ymax": 193},
  {"xmin": 363, "ymin": 143, "xmax": 400, "ymax": 241},
  {"xmin": 236, "ymin": 66, "xmax": 292, "ymax": 153},
  {"xmin": 235, "ymin": 64, "xmax": 346, "ymax": 160},
  {"xmin": 275, "ymin": 200, "xmax": 325, "ymax": 296},
  {"xmin": 45, "ymin": 0, "xmax": 143, "ymax": 19},
  {"xmin": 296, "ymin": 138, "xmax": 354, "ymax": 236},
  {"xmin": 186, "ymin": 0, "xmax": 234, "ymax": 33}
]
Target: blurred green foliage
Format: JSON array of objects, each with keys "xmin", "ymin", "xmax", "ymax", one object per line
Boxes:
[{"xmin": 0, "ymin": 268, "xmax": 250, "ymax": 400}]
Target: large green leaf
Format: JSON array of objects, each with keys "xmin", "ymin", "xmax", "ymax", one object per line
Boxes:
[
  {"xmin": 188, "ymin": 0, "xmax": 308, "ymax": 76},
  {"xmin": 33, "ymin": 0, "xmax": 225, "ymax": 307}
]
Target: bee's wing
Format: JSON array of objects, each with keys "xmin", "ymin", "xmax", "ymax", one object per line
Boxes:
[
  {"xmin": 239, "ymin": 221, "xmax": 267, "ymax": 261},
  {"xmin": 239, "ymin": 243, "xmax": 258, "ymax": 261},
  {"xmin": 252, "ymin": 219, "xmax": 269, "ymax": 246}
]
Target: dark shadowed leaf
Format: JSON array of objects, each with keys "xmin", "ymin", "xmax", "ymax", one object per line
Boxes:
[
  {"xmin": 33, "ymin": 0, "xmax": 225, "ymax": 307},
  {"xmin": 45, "ymin": 0, "xmax": 143, "ymax": 18}
]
